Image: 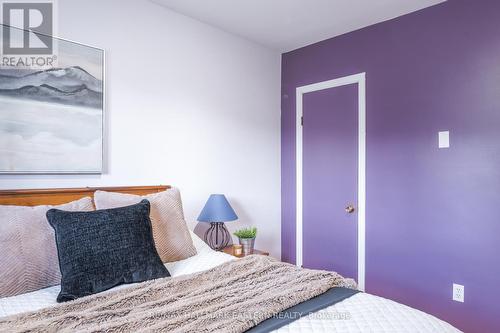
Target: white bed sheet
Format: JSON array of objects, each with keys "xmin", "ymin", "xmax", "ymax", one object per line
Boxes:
[{"xmin": 0, "ymin": 233, "xmax": 460, "ymax": 332}]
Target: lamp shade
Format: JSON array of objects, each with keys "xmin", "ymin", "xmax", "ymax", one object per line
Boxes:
[{"xmin": 197, "ymin": 194, "xmax": 238, "ymax": 223}]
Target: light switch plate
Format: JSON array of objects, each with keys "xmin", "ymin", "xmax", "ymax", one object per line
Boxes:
[{"xmin": 439, "ymin": 131, "xmax": 450, "ymax": 148}]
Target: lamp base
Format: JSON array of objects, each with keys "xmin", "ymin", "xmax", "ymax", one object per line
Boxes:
[{"xmin": 204, "ymin": 222, "xmax": 231, "ymax": 251}]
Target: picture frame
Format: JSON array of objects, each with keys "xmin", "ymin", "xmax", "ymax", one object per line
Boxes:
[{"xmin": 0, "ymin": 24, "xmax": 105, "ymax": 174}]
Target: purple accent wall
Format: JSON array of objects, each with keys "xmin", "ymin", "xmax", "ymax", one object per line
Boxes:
[{"xmin": 281, "ymin": 1, "xmax": 500, "ymax": 332}]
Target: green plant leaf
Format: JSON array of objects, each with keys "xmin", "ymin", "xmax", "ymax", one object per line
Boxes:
[{"xmin": 233, "ymin": 226, "xmax": 257, "ymax": 239}]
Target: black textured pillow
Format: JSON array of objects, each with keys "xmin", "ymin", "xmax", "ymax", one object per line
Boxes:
[{"xmin": 47, "ymin": 199, "xmax": 170, "ymax": 302}]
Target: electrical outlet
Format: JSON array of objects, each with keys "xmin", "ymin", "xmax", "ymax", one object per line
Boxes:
[{"xmin": 453, "ymin": 283, "xmax": 464, "ymax": 302}]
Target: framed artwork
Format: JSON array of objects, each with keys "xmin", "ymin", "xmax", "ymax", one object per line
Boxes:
[{"xmin": 0, "ymin": 25, "xmax": 104, "ymax": 174}]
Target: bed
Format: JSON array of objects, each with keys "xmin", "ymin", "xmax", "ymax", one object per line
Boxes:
[{"xmin": 0, "ymin": 186, "xmax": 460, "ymax": 332}]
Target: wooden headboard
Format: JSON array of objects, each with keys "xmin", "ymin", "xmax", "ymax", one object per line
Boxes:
[{"xmin": 0, "ymin": 186, "xmax": 170, "ymax": 206}]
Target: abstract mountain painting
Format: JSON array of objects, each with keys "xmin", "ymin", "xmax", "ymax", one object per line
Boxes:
[{"xmin": 0, "ymin": 34, "xmax": 103, "ymax": 173}]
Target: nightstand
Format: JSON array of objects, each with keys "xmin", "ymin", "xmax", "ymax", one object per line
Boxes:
[{"xmin": 222, "ymin": 245, "xmax": 269, "ymax": 257}]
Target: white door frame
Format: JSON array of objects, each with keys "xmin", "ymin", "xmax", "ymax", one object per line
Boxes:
[{"xmin": 296, "ymin": 72, "xmax": 366, "ymax": 291}]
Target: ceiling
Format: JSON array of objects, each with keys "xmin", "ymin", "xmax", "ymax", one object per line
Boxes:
[{"xmin": 152, "ymin": 0, "xmax": 445, "ymax": 52}]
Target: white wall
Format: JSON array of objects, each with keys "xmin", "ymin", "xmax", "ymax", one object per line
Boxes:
[{"xmin": 0, "ymin": 0, "xmax": 282, "ymax": 257}]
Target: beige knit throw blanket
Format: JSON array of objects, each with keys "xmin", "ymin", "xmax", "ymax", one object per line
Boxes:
[{"xmin": 0, "ymin": 255, "xmax": 356, "ymax": 333}]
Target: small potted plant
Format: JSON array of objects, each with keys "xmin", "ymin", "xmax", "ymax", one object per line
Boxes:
[{"xmin": 234, "ymin": 227, "xmax": 257, "ymax": 255}]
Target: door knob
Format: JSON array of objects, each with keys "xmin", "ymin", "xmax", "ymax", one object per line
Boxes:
[{"xmin": 345, "ymin": 205, "xmax": 355, "ymax": 214}]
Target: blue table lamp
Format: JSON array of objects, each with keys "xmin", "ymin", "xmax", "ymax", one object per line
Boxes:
[{"xmin": 198, "ymin": 194, "xmax": 238, "ymax": 250}]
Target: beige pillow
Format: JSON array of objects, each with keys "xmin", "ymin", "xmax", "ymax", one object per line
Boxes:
[
  {"xmin": 0, "ymin": 197, "xmax": 95, "ymax": 298},
  {"xmin": 94, "ymin": 188, "xmax": 197, "ymax": 263}
]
